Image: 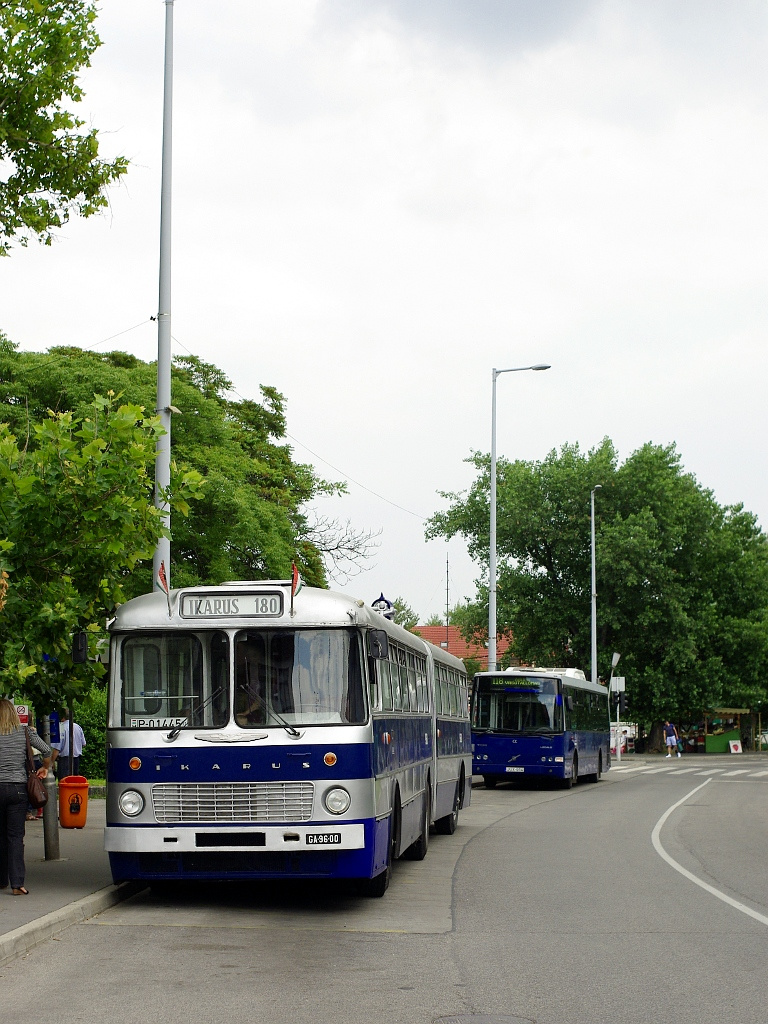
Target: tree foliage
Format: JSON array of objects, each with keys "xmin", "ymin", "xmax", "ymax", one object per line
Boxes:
[
  {"xmin": 0, "ymin": 393, "xmax": 203, "ymax": 705},
  {"xmin": 0, "ymin": 337, "xmax": 351, "ymax": 595},
  {"xmin": 392, "ymin": 596, "xmax": 419, "ymax": 632},
  {"xmin": 0, "ymin": 0, "xmax": 128, "ymax": 254},
  {"xmin": 426, "ymin": 438, "xmax": 768, "ymax": 722}
]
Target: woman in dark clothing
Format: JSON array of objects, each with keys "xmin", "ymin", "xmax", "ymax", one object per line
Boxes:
[{"xmin": 0, "ymin": 698, "xmax": 52, "ymax": 895}]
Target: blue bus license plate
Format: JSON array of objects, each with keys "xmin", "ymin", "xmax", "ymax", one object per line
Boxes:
[
  {"xmin": 306, "ymin": 832, "xmax": 342, "ymax": 845},
  {"xmin": 505, "ymin": 766, "xmax": 525, "ymax": 772}
]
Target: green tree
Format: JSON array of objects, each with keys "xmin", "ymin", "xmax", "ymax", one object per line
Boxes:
[
  {"xmin": 0, "ymin": 1, "xmax": 128, "ymax": 254},
  {"xmin": 0, "ymin": 394, "xmax": 203, "ymax": 707},
  {"xmin": 392, "ymin": 596, "xmax": 419, "ymax": 632},
  {"xmin": 0, "ymin": 338, "xmax": 348, "ymax": 593},
  {"xmin": 426, "ymin": 439, "xmax": 768, "ymax": 723}
]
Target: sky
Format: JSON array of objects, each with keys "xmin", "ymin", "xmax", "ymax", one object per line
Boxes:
[{"xmin": 3, "ymin": 0, "xmax": 768, "ymax": 622}]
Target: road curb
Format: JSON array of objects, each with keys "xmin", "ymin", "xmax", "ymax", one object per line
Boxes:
[{"xmin": 0, "ymin": 880, "xmax": 146, "ymax": 969}]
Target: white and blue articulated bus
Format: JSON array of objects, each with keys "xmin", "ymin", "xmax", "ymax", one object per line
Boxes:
[
  {"xmin": 104, "ymin": 581, "xmax": 471, "ymax": 895},
  {"xmin": 472, "ymin": 667, "xmax": 610, "ymax": 789}
]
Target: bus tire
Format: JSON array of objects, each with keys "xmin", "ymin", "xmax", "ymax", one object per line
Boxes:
[
  {"xmin": 359, "ymin": 862, "xmax": 390, "ymax": 897},
  {"xmin": 404, "ymin": 783, "xmax": 430, "ymax": 860},
  {"xmin": 360, "ymin": 795, "xmax": 399, "ymax": 897},
  {"xmin": 483, "ymin": 774, "xmax": 498, "ymax": 789},
  {"xmin": 435, "ymin": 772, "xmax": 462, "ymax": 835},
  {"xmin": 586, "ymin": 752, "xmax": 602, "ymax": 784},
  {"xmin": 562, "ymin": 754, "xmax": 577, "ymax": 789}
]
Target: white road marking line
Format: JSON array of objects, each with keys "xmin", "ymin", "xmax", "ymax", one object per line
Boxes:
[
  {"xmin": 721, "ymin": 769, "xmax": 751, "ymax": 776},
  {"xmin": 643, "ymin": 767, "xmax": 679, "ymax": 774},
  {"xmin": 749, "ymin": 770, "xmax": 768, "ymax": 777},
  {"xmin": 651, "ymin": 778, "xmax": 768, "ymax": 928},
  {"xmin": 670, "ymin": 767, "xmax": 700, "ymax": 774},
  {"xmin": 695, "ymin": 769, "xmax": 725, "ymax": 775}
]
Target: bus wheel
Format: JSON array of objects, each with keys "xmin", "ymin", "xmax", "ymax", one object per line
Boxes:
[
  {"xmin": 562, "ymin": 755, "xmax": 577, "ymax": 789},
  {"xmin": 359, "ymin": 798, "xmax": 399, "ymax": 897},
  {"xmin": 359, "ymin": 862, "xmax": 390, "ymax": 897},
  {"xmin": 404, "ymin": 784, "xmax": 430, "ymax": 860},
  {"xmin": 586, "ymin": 752, "xmax": 602, "ymax": 783},
  {"xmin": 435, "ymin": 778, "xmax": 461, "ymax": 835},
  {"xmin": 483, "ymin": 775, "xmax": 498, "ymax": 789}
]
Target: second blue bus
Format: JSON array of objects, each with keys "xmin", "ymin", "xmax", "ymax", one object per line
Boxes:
[{"xmin": 471, "ymin": 667, "xmax": 610, "ymax": 788}]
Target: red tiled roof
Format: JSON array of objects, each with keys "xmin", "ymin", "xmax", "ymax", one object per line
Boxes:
[{"xmin": 413, "ymin": 625, "xmax": 513, "ymax": 670}]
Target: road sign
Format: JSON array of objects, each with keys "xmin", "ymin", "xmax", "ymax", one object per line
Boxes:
[
  {"xmin": 610, "ymin": 676, "xmax": 626, "ymax": 692},
  {"xmin": 15, "ymin": 704, "xmax": 29, "ymax": 724}
]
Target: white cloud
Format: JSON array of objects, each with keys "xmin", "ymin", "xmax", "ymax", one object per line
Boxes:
[{"xmin": 2, "ymin": 0, "xmax": 768, "ymax": 621}]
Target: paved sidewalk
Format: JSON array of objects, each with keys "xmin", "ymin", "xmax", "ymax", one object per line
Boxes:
[{"xmin": 0, "ymin": 799, "xmax": 142, "ymax": 968}]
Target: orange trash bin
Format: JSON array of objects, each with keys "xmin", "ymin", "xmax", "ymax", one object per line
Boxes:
[{"xmin": 59, "ymin": 775, "xmax": 89, "ymax": 828}]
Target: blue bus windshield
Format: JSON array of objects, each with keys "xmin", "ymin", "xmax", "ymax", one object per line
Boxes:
[{"xmin": 473, "ymin": 676, "xmax": 563, "ymax": 734}]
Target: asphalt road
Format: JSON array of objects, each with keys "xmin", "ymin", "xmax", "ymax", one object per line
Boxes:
[{"xmin": 3, "ymin": 758, "xmax": 767, "ymax": 1024}]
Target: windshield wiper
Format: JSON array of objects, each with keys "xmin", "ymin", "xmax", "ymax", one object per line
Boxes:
[
  {"xmin": 166, "ymin": 685, "xmax": 225, "ymax": 740},
  {"xmin": 243, "ymin": 663, "xmax": 301, "ymax": 738}
]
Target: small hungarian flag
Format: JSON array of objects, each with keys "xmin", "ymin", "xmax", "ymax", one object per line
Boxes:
[
  {"xmin": 290, "ymin": 561, "xmax": 303, "ymax": 616},
  {"xmin": 291, "ymin": 562, "xmax": 304, "ymax": 598},
  {"xmin": 156, "ymin": 560, "xmax": 172, "ymax": 615}
]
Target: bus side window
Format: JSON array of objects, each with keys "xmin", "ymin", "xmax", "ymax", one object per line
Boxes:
[
  {"xmin": 406, "ymin": 652, "xmax": 418, "ymax": 712},
  {"xmin": 440, "ymin": 670, "xmax": 449, "ymax": 717},
  {"xmin": 389, "ymin": 647, "xmax": 402, "ymax": 710},
  {"xmin": 380, "ymin": 658, "xmax": 393, "ymax": 711},
  {"xmin": 398, "ymin": 649, "xmax": 409, "ymax": 711}
]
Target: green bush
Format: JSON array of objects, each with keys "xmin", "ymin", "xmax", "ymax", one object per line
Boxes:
[{"xmin": 72, "ymin": 685, "xmax": 107, "ymax": 779}]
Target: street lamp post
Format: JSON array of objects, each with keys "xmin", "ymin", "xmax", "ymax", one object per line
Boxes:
[
  {"xmin": 488, "ymin": 363, "xmax": 551, "ymax": 673},
  {"xmin": 590, "ymin": 484, "xmax": 602, "ymax": 685},
  {"xmin": 153, "ymin": 0, "xmax": 174, "ymax": 590}
]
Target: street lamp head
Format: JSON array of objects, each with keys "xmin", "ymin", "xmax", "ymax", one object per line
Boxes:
[
  {"xmin": 591, "ymin": 484, "xmax": 602, "ymax": 495},
  {"xmin": 494, "ymin": 363, "xmax": 552, "ymax": 379}
]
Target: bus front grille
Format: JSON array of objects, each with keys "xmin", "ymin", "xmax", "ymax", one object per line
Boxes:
[{"xmin": 151, "ymin": 782, "xmax": 315, "ymax": 823}]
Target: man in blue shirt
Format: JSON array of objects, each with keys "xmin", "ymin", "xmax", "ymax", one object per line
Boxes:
[{"xmin": 663, "ymin": 720, "xmax": 680, "ymax": 758}]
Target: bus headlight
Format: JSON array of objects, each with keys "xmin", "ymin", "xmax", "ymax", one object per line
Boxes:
[
  {"xmin": 324, "ymin": 787, "xmax": 351, "ymax": 815},
  {"xmin": 118, "ymin": 790, "xmax": 145, "ymax": 817}
]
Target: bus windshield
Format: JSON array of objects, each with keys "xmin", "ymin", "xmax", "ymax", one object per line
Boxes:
[
  {"xmin": 114, "ymin": 631, "xmax": 229, "ymax": 729},
  {"xmin": 472, "ymin": 676, "xmax": 563, "ymax": 734},
  {"xmin": 235, "ymin": 628, "xmax": 366, "ymax": 727}
]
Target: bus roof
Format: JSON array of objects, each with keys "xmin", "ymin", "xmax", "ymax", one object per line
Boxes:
[
  {"xmin": 109, "ymin": 581, "xmax": 467, "ymax": 672},
  {"xmin": 474, "ymin": 666, "xmax": 608, "ymax": 695}
]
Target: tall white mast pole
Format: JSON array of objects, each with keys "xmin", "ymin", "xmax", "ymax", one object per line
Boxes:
[{"xmin": 153, "ymin": 0, "xmax": 174, "ymax": 588}]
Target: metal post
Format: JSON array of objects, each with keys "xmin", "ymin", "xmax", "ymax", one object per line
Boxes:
[
  {"xmin": 609, "ymin": 653, "xmax": 621, "ymax": 763},
  {"xmin": 40, "ymin": 715, "xmax": 60, "ymax": 861},
  {"xmin": 488, "ymin": 368, "xmax": 499, "ymax": 674},
  {"xmin": 488, "ymin": 363, "xmax": 551, "ymax": 674},
  {"xmin": 153, "ymin": 0, "xmax": 174, "ymax": 588},
  {"xmin": 590, "ymin": 485, "xmax": 602, "ymax": 685}
]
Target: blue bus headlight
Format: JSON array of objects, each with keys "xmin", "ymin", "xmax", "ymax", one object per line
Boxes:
[
  {"xmin": 118, "ymin": 790, "xmax": 145, "ymax": 817},
  {"xmin": 324, "ymin": 787, "xmax": 351, "ymax": 815}
]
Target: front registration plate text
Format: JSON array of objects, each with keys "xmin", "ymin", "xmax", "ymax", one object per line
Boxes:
[
  {"xmin": 306, "ymin": 832, "xmax": 342, "ymax": 845},
  {"xmin": 505, "ymin": 766, "xmax": 525, "ymax": 773}
]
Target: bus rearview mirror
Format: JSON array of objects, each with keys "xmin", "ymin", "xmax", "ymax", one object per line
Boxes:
[{"xmin": 368, "ymin": 629, "xmax": 389, "ymax": 659}]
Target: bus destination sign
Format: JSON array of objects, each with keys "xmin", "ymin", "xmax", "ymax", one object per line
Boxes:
[
  {"xmin": 180, "ymin": 593, "xmax": 283, "ymax": 618},
  {"xmin": 488, "ymin": 677, "xmax": 542, "ymax": 691}
]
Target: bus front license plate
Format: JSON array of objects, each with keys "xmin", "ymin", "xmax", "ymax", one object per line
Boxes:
[
  {"xmin": 306, "ymin": 832, "xmax": 342, "ymax": 845},
  {"xmin": 505, "ymin": 767, "xmax": 525, "ymax": 773}
]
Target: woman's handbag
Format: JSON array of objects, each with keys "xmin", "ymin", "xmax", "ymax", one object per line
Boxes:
[{"xmin": 25, "ymin": 728, "xmax": 48, "ymax": 809}]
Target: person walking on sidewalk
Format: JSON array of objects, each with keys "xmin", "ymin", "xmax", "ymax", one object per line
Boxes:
[
  {"xmin": 0, "ymin": 698, "xmax": 52, "ymax": 896},
  {"xmin": 51, "ymin": 708, "xmax": 86, "ymax": 777},
  {"xmin": 663, "ymin": 720, "xmax": 681, "ymax": 757}
]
